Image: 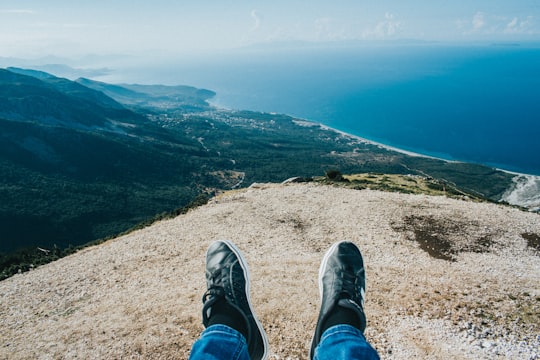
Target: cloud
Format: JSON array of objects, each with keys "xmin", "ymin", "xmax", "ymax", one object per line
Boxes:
[
  {"xmin": 506, "ymin": 17, "xmax": 518, "ymax": 30},
  {"xmin": 504, "ymin": 16, "xmax": 534, "ymax": 34},
  {"xmin": 382, "ymin": 12, "xmax": 400, "ymax": 36},
  {"xmin": 459, "ymin": 11, "xmax": 537, "ymax": 37},
  {"xmin": 362, "ymin": 12, "xmax": 401, "ymax": 39},
  {"xmin": 0, "ymin": 9, "xmax": 34, "ymax": 15},
  {"xmin": 472, "ymin": 12, "xmax": 485, "ymax": 30},
  {"xmin": 250, "ymin": 10, "xmax": 261, "ymax": 31},
  {"xmin": 456, "ymin": 12, "xmax": 488, "ymax": 35},
  {"xmin": 315, "ymin": 17, "xmax": 346, "ymax": 41}
]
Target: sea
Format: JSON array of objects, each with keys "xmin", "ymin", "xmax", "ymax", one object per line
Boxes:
[{"xmin": 106, "ymin": 42, "xmax": 540, "ymax": 178}]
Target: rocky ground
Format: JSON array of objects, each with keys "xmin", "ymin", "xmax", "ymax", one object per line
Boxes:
[{"xmin": 1, "ymin": 183, "xmax": 539, "ymax": 359}]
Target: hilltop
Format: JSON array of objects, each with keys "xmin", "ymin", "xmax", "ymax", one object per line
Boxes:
[{"xmin": 1, "ymin": 183, "xmax": 538, "ymax": 359}]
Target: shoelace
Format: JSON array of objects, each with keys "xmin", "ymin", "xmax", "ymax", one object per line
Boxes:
[
  {"xmin": 202, "ymin": 263, "xmax": 248, "ymax": 326},
  {"xmin": 202, "ymin": 267, "xmax": 227, "ymax": 325},
  {"xmin": 337, "ymin": 267, "xmax": 366, "ymax": 331},
  {"xmin": 202, "ymin": 286, "xmax": 226, "ymax": 326},
  {"xmin": 208, "ymin": 266, "xmax": 226, "ymax": 287},
  {"xmin": 339, "ymin": 267, "xmax": 363, "ymax": 307}
]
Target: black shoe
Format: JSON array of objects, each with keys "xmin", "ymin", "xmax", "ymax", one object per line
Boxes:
[
  {"xmin": 202, "ymin": 240, "xmax": 269, "ymax": 360},
  {"xmin": 310, "ymin": 241, "xmax": 367, "ymax": 359}
]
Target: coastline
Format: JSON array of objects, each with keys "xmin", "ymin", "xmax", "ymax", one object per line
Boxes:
[
  {"xmin": 316, "ymin": 122, "xmax": 451, "ymax": 160},
  {"xmin": 209, "ymin": 103, "xmax": 540, "ymax": 211},
  {"xmin": 292, "ymin": 118, "xmax": 540, "ymax": 211},
  {"xmin": 213, "ymin": 102, "xmax": 462, "ymax": 161},
  {"xmin": 294, "ymin": 118, "xmax": 470, "ymax": 163}
]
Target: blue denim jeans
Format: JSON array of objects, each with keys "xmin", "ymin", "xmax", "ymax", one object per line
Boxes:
[
  {"xmin": 189, "ymin": 324, "xmax": 379, "ymax": 360},
  {"xmin": 313, "ymin": 324, "xmax": 380, "ymax": 360}
]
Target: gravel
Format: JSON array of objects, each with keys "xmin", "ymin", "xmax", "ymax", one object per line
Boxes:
[{"xmin": 1, "ymin": 183, "xmax": 539, "ymax": 359}]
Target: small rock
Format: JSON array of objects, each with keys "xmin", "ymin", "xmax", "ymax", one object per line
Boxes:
[{"xmin": 482, "ymin": 340, "xmax": 493, "ymax": 349}]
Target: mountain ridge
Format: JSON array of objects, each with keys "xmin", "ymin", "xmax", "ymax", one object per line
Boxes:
[
  {"xmin": 0, "ymin": 68, "xmax": 138, "ymax": 130},
  {"xmin": 75, "ymin": 78, "xmax": 216, "ymax": 113}
]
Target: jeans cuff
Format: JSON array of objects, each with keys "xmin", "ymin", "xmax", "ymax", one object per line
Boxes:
[
  {"xmin": 203, "ymin": 324, "xmax": 248, "ymax": 344},
  {"xmin": 320, "ymin": 324, "xmax": 366, "ymax": 342}
]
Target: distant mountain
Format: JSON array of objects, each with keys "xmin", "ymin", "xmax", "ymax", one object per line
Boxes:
[
  {"xmin": 33, "ymin": 64, "xmax": 112, "ymax": 79},
  {"xmin": 0, "ymin": 68, "xmax": 140, "ymax": 130},
  {"xmin": 76, "ymin": 78, "xmax": 215, "ymax": 112},
  {"xmin": 6, "ymin": 67, "xmax": 56, "ymax": 80},
  {"xmin": 3, "ymin": 63, "xmax": 112, "ymax": 79}
]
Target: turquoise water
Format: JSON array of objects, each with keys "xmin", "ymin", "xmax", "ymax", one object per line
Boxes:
[{"xmin": 116, "ymin": 43, "xmax": 540, "ymax": 175}]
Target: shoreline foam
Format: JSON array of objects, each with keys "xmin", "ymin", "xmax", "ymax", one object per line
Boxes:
[{"xmin": 293, "ymin": 119, "xmax": 446, "ymax": 160}]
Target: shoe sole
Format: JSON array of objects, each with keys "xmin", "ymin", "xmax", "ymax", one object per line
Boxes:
[
  {"xmin": 219, "ymin": 240, "xmax": 269, "ymax": 360},
  {"xmin": 317, "ymin": 241, "xmax": 345, "ymax": 299},
  {"xmin": 309, "ymin": 241, "xmax": 344, "ymax": 359}
]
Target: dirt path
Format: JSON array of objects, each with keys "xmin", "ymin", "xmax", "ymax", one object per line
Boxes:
[{"xmin": 1, "ymin": 183, "xmax": 539, "ymax": 359}]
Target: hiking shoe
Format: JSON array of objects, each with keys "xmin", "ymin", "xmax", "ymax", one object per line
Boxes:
[
  {"xmin": 202, "ymin": 240, "xmax": 269, "ymax": 360},
  {"xmin": 310, "ymin": 241, "xmax": 367, "ymax": 359}
]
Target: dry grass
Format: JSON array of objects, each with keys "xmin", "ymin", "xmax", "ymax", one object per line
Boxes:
[{"xmin": 1, "ymin": 183, "xmax": 539, "ymax": 359}]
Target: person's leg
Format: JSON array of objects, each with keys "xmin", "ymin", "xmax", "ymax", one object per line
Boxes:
[
  {"xmin": 310, "ymin": 241, "xmax": 380, "ymax": 360},
  {"xmin": 189, "ymin": 324, "xmax": 250, "ymax": 360},
  {"xmin": 314, "ymin": 325, "xmax": 379, "ymax": 360},
  {"xmin": 188, "ymin": 240, "xmax": 269, "ymax": 360}
]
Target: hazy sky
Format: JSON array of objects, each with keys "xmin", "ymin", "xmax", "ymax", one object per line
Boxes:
[{"xmin": 1, "ymin": 0, "xmax": 540, "ymax": 58}]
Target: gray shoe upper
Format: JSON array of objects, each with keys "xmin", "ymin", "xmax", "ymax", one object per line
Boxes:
[
  {"xmin": 202, "ymin": 240, "xmax": 269, "ymax": 360},
  {"xmin": 310, "ymin": 241, "xmax": 367, "ymax": 359}
]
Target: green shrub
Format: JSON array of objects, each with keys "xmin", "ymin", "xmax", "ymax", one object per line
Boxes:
[{"xmin": 325, "ymin": 169, "xmax": 348, "ymax": 182}]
